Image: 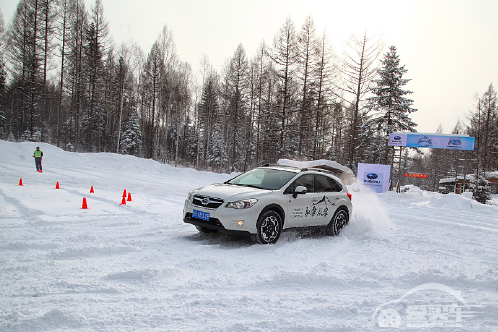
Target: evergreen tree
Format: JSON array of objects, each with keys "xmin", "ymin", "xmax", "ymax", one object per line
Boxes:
[
  {"xmin": 180, "ymin": 116, "xmax": 198, "ymax": 167},
  {"xmin": 198, "ymin": 76, "xmax": 219, "ymax": 168},
  {"xmin": 140, "ymin": 41, "xmax": 165, "ymax": 159},
  {"xmin": 65, "ymin": 0, "xmax": 88, "ymax": 151},
  {"xmin": 54, "ymin": 0, "xmax": 73, "ymax": 147},
  {"xmin": 39, "ymin": 0, "xmax": 57, "ymax": 142},
  {"xmin": 471, "ymin": 176, "xmax": 492, "ymax": 204},
  {"xmin": 6, "ymin": 0, "xmax": 43, "ymax": 139},
  {"xmin": 367, "ymin": 45, "xmax": 417, "ymax": 165},
  {"xmin": 223, "ymin": 44, "xmax": 249, "ymax": 172},
  {"xmin": 119, "ymin": 107, "xmax": 141, "ymax": 156},
  {"xmin": 113, "ymin": 48, "xmax": 137, "ymax": 155},
  {"xmin": 84, "ymin": 0, "xmax": 110, "ymax": 151},
  {"xmin": 207, "ymin": 115, "xmax": 228, "ymax": 173}
]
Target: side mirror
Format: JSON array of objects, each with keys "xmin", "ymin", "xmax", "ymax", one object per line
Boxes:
[{"xmin": 293, "ymin": 185, "xmax": 307, "ymax": 199}]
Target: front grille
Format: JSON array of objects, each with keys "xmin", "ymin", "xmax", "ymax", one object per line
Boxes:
[{"xmin": 192, "ymin": 195, "xmax": 224, "ymax": 209}]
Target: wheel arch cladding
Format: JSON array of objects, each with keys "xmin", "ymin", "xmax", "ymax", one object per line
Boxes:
[
  {"xmin": 336, "ymin": 206, "xmax": 350, "ymax": 219},
  {"xmin": 259, "ymin": 204, "xmax": 286, "ymax": 225}
]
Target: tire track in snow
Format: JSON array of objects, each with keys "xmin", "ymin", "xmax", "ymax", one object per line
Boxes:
[
  {"xmin": 386, "ymin": 201, "xmax": 498, "ymax": 232},
  {"xmin": 0, "ymin": 187, "xmax": 44, "ymax": 223}
]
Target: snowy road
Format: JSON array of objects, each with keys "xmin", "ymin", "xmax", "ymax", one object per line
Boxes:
[{"xmin": 1, "ymin": 141, "xmax": 497, "ymax": 331}]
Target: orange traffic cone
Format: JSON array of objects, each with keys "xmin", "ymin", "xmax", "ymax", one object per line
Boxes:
[
  {"xmin": 90, "ymin": 186, "xmax": 94, "ymax": 193},
  {"xmin": 82, "ymin": 198, "xmax": 88, "ymax": 209},
  {"xmin": 120, "ymin": 196, "xmax": 126, "ymax": 205},
  {"xmin": 122, "ymin": 189, "xmax": 127, "ymax": 198},
  {"xmin": 56, "ymin": 182, "xmax": 60, "ymax": 189},
  {"xmin": 127, "ymin": 192, "xmax": 132, "ymax": 202},
  {"xmin": 19, "ymin": 178, "xmax": 23, "ymax": 186}
]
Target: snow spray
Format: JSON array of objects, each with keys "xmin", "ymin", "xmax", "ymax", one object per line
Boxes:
[{"xmin": 342, "ymin": 181, "xmax": 394, "ymax": 236}]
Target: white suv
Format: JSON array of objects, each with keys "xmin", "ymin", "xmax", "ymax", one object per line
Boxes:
[{"xmin": 183, "ymin": 165, "xmax": 352, "ymax": 244}]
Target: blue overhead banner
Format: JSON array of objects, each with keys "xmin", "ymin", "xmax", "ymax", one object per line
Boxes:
[{"xmin": 389, "ymin": 133, "xmax": 475, "ymax": 150}]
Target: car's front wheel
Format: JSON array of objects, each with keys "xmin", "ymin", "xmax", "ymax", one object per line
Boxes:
[
  {"xmin": 254, "ymin": 210, "xmax": 282, "ymax": 244},
  {"xmin": 326, "ymin": 208, "xmax": 349, "ymax": 236}
]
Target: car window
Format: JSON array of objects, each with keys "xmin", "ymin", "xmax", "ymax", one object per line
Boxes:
[
  {"xmin": 227, "ymin": 168, "xmax": 296, "ymax": 190},
  {"xmin": 284, "ymin": 174, "xmax": 315, "ymax": 194},
  {"xmin": 315, "ymin": 174, "xmax": 342, "ymax": 192}
]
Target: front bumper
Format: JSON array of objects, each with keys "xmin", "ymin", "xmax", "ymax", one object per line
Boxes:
[
  {"xmin": 183, "ymin": 200, "xmax": 259, "ymax": 234},
  {"xmin": 183, "ymin": 212, "xmax": 252, "ymax": 236}
]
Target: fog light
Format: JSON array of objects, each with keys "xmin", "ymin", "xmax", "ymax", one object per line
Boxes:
[{"xmin": 237, "ymin": 220, "xmax": 244, "ymax": 226}]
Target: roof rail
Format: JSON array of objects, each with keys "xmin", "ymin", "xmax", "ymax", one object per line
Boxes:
[{"xmin": 261, "ymin": 163, "xmax": 300, "ymax": 169}]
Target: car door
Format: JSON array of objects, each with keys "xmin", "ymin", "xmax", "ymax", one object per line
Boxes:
[
  {"xmin": 284, "ymin": 174, "xmax": 322, "ymax": 227},
  {"xmin": 313, "ymin": 174, "xmax": 344, "ymax": 226}
]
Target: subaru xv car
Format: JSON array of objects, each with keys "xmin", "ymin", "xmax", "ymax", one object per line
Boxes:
[{"xmin": 183, "ymin": 165, "xmax": 352, "ymax": 244}]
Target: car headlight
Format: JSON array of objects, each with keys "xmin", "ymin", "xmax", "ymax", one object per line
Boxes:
[
  {"xmin": 187, "ymin": 190, "xmax": 196, "ymax": 202},
  {"xmin": 226, "ymin": 199, "xmax": 258, "ymax": 209}
]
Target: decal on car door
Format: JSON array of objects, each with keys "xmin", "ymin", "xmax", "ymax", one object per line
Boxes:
[
  {"xmin": 292, "ymin": 195, "xmax": 334, "ymax": 219},
  {"xmin": 291, "ymin": 207, "xmax": 304, "ymax": 219},
  {"xmin": 307, "ymin": 195, "xmax": 334, "ymax": 217}
]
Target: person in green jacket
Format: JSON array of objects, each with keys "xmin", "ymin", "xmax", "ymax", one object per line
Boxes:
[{"xmin": 33, "ymin": 147, "xmax": 43, "ymax": 172}]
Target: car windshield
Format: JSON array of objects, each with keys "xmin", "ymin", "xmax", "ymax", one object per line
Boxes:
[{"xmin": 226, "ymin": 168, "xmax": 297, "ymax": 190}]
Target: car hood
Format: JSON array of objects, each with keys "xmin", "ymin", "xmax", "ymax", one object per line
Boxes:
[{"xmin": 192, "ymin": 183, "xmax": 273, "ymax": 201}]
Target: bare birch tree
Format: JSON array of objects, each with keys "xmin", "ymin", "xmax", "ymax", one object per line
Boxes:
[{"xmin": 340, "ymin": 31, "xmax": 383, "ymax": 169}]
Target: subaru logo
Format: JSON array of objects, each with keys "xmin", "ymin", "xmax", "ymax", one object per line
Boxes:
[
  {"xmin": 367, "ymin": 173, "xmax": 378, "ymax": 179},
  {"xmin": 394, "ymin": 136, "xmax": 401, "ymax": 140},
  {"xmin": 201, "ymin": 198, "xmax": 210, "ymax": 205}
]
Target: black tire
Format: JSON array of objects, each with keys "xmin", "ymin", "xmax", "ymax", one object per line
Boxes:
[
  {"xmin": 327, "ymin": 208, "xmax": 349, "ymax": 236},
  {"xmin": 195, "ymin": 225, "xmax": 219, "ymax": 234},
  {"xmin": 254, "ymin": 210, "xmax": 282, "ymax": 244}
]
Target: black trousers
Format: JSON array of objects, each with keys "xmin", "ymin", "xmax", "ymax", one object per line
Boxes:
[{"xmin": 35, "ymin": 157, "xmax": 42, "ymax": 171}]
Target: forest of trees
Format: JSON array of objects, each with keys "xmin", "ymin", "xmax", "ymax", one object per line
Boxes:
[{"xmin": 1, "ymin": 0, "xmax": 497, "ymax": 192}]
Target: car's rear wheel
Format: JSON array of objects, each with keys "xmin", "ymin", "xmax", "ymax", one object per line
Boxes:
[
  {"xmin": 326, "ymin": 208, "xmax": 349, "ymax": 236},
  {"xmin": 255, "ymin": 210, "xmax": 282, "ymax": 244},
  {"xmin": 195, "ymin": 225, "xmax": 219, "ymax": 234}
]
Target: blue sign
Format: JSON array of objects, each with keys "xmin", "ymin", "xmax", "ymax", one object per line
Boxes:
[{"xmin": 389, "ymin": 133, "xmax": 475, "ymax": 150}]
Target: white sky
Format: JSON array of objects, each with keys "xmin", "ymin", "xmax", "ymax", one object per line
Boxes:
[{"xmin": 2, "ymin": 0, "xmax": 498, "ymax": 134}]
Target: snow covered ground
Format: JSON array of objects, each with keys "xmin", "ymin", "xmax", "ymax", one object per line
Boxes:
[{"xmin": 1, "ymin": 140, "xmax": 497, "ymax": 331}]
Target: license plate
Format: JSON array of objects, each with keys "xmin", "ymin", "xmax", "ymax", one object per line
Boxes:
[{"xmin": 193, "ymin": 209, "xmax": 210, "ymax": 221}]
